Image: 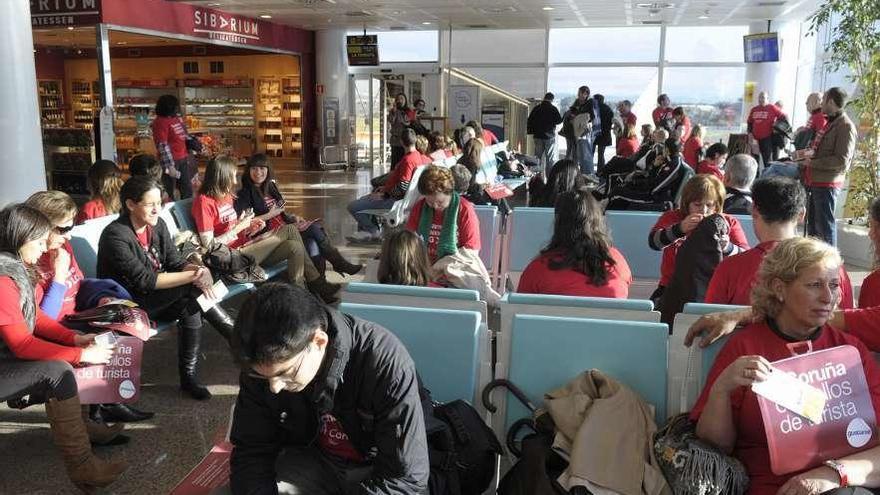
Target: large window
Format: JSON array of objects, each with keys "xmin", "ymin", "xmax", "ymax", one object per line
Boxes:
[
  {"xmin": 549, "ymin": 27, "xmax": 661, "ymax": 63},
  {"xmin": 450, "ymin": 29, "xmax": 546, "ymax": 64},
  {"xmin": 351, "ymin": 31, "xmax": 439, "ymax": 63},
  {"xmin": 664, "ymin": 26, "xmax": 749, "ymax": 63},
  {"xmin": 460, "ymin": 67, "xmax": 546, "ymax": 99},
  {"xmin": 661, "ymin": 67, "xmax": 747, "ymax": 144}
]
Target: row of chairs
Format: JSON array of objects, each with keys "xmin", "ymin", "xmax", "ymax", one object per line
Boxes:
[{"xmin": 339, "ymin": 281, "xmax": 739, "ymax": 447}]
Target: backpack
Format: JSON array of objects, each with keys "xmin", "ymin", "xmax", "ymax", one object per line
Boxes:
[{"xmin": 421, "ymin": 387, "xmax": 502, "ymax": 495}]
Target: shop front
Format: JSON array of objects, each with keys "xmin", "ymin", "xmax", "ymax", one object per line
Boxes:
[{"xmin": 32, "ymin": 0, "xmax": 315, "ymax": 200}]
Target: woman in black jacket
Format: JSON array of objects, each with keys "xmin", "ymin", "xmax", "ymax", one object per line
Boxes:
[
  {"xmin": 97, "ymin": 176, "xmax": 235, "ymax": 401},
  {"xmin": 233, "ymin": 154, "xmax": 361, "ymax": 276}
]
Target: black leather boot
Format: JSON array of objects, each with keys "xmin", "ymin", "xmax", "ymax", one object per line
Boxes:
[
  {"xmin": 307, "ymin": 276, "xmax": 342, "ymax": 305},
  {"xmin": 317, "ymin": 238, "xmax": 363, "ymax": 276},
  {"xmin": 97, "ymin": 403, "xmax": 155, "ymax": 423},
  {"xmin": 178, "ymin": 324, "xmax": 211, "ymax": 401},
  {"xmin": 203, "ymin": 305, "xmax": 234, "ymax": 343}
]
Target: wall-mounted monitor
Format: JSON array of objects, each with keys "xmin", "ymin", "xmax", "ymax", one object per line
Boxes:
[{"xmin": 743, "ymin": 32, "xmax": 779, "ymax": 63}]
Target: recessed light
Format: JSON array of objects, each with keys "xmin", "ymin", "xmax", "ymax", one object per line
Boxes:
[
  {"xmin": 259, "ymin": 14, "xmax": 272, "ymax": 19},
  {"xmin": 116, "ymin": 41, "xmax": 128, "ymax": 45},
  {"xmin": 67, "ymin": 26, "xmax": 74, "ymax": 30},
  {"xmin": 422, "ymin": 21, "xmax": 431, "ymax": 25},
  {"xmin": 542, "ymin": 6, "xmax": 555, "ymax": 10}
]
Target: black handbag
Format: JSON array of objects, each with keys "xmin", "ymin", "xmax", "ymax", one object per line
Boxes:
[{"xmin": 202, "ymin": 241, "xmax": 268, "ymax": 285}]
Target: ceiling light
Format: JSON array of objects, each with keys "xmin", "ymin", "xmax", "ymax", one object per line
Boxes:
[
  {"xmin": 636, "ymin": 2, "xmax": 675, "ymax": 8},
  {"xmin": 116, "ymin": 41, "xmax": 128, "ymax": 45},
  {"xmin": 422, "ymin": 21, "xmax": 431, "ymax": 25},
  {"xmin": 542, "ymin": 6, "xmax": 554, "ymax": 10},
  {"xmin": 259, "ymin": 14, "xmax": 272, "ymax": 19},
  {"xmin": 698, "ymin": 10, "xmax": 710, "ymax": 19},
  {"xmin": 67, "ymin": 26, "xmax": 74, "ymax": 30}
]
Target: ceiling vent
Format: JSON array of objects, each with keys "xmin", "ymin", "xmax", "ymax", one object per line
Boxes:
[
  {"xmin": 388, "ymin": 25, "xmax": 409, "ymax": 30},
  {"xmin": 464, "ymin": 24, "xmax": 490, "ymax": 29},
  {"xmin": 344, "ymin": 10, "xmax": 373, "ymax": 17},
  {"xmin": 636, "ymin": 2, "xmax": 675, "ymax": 8},
  {"xmin": 757, "ymin": 1, "xmax": 786, "ymax": 6},
  {"xmin": 641, "ymin": 20, "xmax": 664, "ymax": 24},
  {"xmin": 476, "ymin": 6, "xmax": 518, "ymax": 14}
]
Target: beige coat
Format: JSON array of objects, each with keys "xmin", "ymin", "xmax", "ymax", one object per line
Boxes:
[
  {"xmin": 544, "ymin": 370, "xmax": 671, "ymax": 495},
  {"xmin": 808, "ymin": 112, "xmax": 857, "ymax": 185}
]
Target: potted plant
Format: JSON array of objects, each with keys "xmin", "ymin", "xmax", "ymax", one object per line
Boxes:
[{"xmin": 808, "ymin": 1, "xmax": 880, "ymax": 267}]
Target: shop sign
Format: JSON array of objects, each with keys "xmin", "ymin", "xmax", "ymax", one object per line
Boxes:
[
  {"xmin": 182, "ymin": 79, "xmax": 252, "ymax": 88},
  {"xmin": 30, "ymin": 0, "xmax": 102, "ymax": 27},
  {"xmin": 347, "ymin": 35, "xmax": 379, "ymax": 66},
  {"xmin": 115, "ymin": 79, "xmax": 174, "ymax": 88},
  {"xmin": 192, "ymin": 8, "xmax": 262, "ymax": 45}
]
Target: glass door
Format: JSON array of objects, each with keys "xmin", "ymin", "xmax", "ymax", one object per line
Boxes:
[{"xmin": 352, "ymin": 75, "xmax": 385, "ymax": 168}]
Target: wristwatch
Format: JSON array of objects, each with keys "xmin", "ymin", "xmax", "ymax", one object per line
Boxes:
[{"xmin": 824, "ymin": 459, "xmax": 849, "ymax": 488}]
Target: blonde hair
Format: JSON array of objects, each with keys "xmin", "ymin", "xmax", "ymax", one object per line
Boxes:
[
  {"xmin": 623, "ymin": 122, "xmax": 638, "ymax": 139},
  {"xmin": 25, "ymin": 190, "xmax": 77, "ymax": 224},
  {"xmin": 415, "ymin": 135, "xmax": 429, "ymax": 155},
  {"xmin": 678, "ymin": 175, "xmax": 726, "ymax": 215},
  {"xmin": 691, "ymin": 124, "xmax": 704, "ymax": 140},
  {"xmin": 750, "ymin": 237, "xmax": 842, "ymax": 318}
]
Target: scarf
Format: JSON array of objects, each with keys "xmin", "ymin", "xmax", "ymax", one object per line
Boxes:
[
  {"xmin": 418, "ymin": 193, "xmax": 460, "ymax": 260},
  {"xmin": 0, "ymin": 252, "xmax": 36, "ymax": 332}
]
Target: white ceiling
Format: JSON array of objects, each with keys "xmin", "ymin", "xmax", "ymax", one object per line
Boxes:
[{"xmin": 177, "ymin": 0, "xmax": 820, "ymax": 31}]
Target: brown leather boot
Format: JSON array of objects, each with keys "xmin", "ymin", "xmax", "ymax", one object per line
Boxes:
[
  {"xmin": 317, "ymin": 238, "xmax": 364, "ymax": 276},
  {"xmin": 46, "ymin": 396, "xmax": 127, "ymax": 492},
  {"xmin": 81, "ymin": 405, "xmax": 127, "ymax": 446}
]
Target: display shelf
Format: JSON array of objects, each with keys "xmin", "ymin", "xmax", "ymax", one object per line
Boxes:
[
  {"xmin": 71, "ymin": 80, "xmax": 100, "ymax": 129},
  {"xmin": 39, "ymin": 80, "xmax": 66, "ymax": 127}
]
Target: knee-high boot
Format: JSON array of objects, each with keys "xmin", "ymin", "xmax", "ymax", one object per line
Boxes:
[
  {"xmin": 317, "ymin": 238, "xmax": 363, "ymax": 276},
  {"xmin": 203, "ymin": 305, "xmax": 234, "ymax": 343},
  {"xmin": 178, "ymin": 324, "xmax": 211, "ymax": 401}
]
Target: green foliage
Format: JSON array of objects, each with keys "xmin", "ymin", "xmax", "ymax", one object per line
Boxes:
[{"xmin": 809, "ymin": 1, "xmax": 880, "ymax": 219}]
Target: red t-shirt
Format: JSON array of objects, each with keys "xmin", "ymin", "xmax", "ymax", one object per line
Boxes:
[
  {"xmin": 616, "ymin": 136, "xmax": 640, "ymax": 158},
  {"xmin": 34, "ymin": 241, "xmax": 85, "ymax": 319},
  {"xmin": 859, "ymin": 270, "xmax": 880, "ymax": 309},
  {"xmin": 383, "ymin": 151, "xmax": 428, "ymax": 196},
  {"xmin": 192, "ymin": 194, "xmax": 246, "ymax": 249},
  {"xmin": 695, "ymin": 160, "xmax": 724, "ymax": 181},
  {"xmin": 482, "ymin": 129, "xmax": 499, "ymax": 146},
  {"xmin": 705, "ymin": 241, "xmax": 854, "ymax": 309},
  {"xmin": 806, "ymin": 111, "xmax": 828, "ymax": 135},
  {"xmin": 405, "ymin": 197, "xmax": 480, "ymax": 263},
  {"xmin": 318, "ymin": 413, "xmax": 364, "ymax": 462},
  {"xmin": 683, "ymin": 136, "xmax": 703, "ymax": 166},
  {"xmin": 651, "ymin": 210, "xmax": 750, "ymax": 286},
  {"xmin": 622, "ymin": 112, "xmax": 637, "ymax": 128},
  {"xmin": 690, "ymin": 322, "xmax": 880, "ymax": 495},
  {"xmin": 675, "ymin": 116, "xmax": 692, "ymax": 144},
  {"xmin": 75, "ymin": 199, "xmax": 108, "ymax": 225},
  {"xmin": 652, "ymin": 107, "xmax": 673, "ymax": 128},
  {"xmin": 747, "ymin": 104, "xmax": 784, "ymax": 140},
  {"xmin": 151, "ymin": 116, "xmax": 188, "ymax": 160},
  {"xmin": 0, "ymin": 277, "xmax": 81, "ymax": 363},
  {"xmin": 517, "ymin": 248, "xmax": 632, "ymax": 298},
  {"xmin": 844, "ymin": 307, "xmax": 880, "ymax": 351}
]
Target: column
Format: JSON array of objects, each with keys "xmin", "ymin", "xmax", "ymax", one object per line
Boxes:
[
  {"xmin": 744, "ymin": 21, "xmax": 800, "ymax": 114},
  {"xmin": 0, "ymin": 0, "xmax": 47, "ymax": 201},
  {"xmin": 315, "ymin": 29, "xmax": 350, "ymax": 164}
]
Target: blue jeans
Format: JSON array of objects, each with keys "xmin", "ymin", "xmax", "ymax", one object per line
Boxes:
[
  {"xmin": 760, "ymin": 161, "xmax": 800, "ymax": 180},
  {"xmin": 576, "ymin": 136, "xmax": 594, "ymax": 175},
  {"xmin": 808, "ymin": 186, "xmax": 839, "ymax": 246},
  {"xmin": 533, "ymin": 137, "xmax": 557, "ymax": 175},
  {"xmin": 347, "ymin": 194, "xmax": 396, "ymax": 234}
]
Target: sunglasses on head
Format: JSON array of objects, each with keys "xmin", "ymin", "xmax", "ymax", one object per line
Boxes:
[{"xmin": 54, "ymin": 225, "xmax": 74, "ymax": 235}]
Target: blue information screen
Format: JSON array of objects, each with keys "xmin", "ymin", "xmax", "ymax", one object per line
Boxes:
[{"xmin": 743, "ymin": 34, "xmax": 779, "ymax": 63}]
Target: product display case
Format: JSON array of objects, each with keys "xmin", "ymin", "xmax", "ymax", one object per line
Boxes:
[
  {"xmin": 43, "ymin": 128, "xmax": 95, "ymax": 200},
  {"xmin": 38, "ymin": 80, "xmax": 65, "ymax": 127}
]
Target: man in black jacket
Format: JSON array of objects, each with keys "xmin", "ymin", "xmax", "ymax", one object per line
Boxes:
[
  {"xmin": 527, "ymin": 92, "xmax": 563, "ymax": 176},
  {"xmin": 228, "ymin": 283, "xmax": 429, "ymax": 494},
  {"xmin": 592, "ymin": 94, "xmax": 615, "ymax": 171}
]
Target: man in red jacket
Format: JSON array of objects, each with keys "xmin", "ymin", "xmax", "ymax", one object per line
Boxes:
[{"xmin": 747, "ymin": 91, "xmax": 785, "ymax": 167}]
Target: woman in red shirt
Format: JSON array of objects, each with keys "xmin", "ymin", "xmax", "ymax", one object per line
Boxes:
[
  {"xmin": 683, "ymin": 124, "xmax": 704, "ymax": 166},
  {"xmin": 0, "ymin": 204, "xmax": 125, "ymax": 491},
  {"xmin": 152, "ymin": 94, "xmax": 197, "ymax": 200},
  {"xmin": 519, "ymin": 188, "xmax": 632, "ymax": 298},
  {"xmin": 616, "ymin": 122, "xmax": 640, "ymax": 159},
  {"xmin": 672, "ymin": 106, "xmax": 693, "ymax": 144},
  {"xmin": 695, "ymin": 142, "xmax": 729, "ymax": 181},
  {"xmin": 692, "ymin": 237, "xmax": 880, "ymax": 495},
  {"xmin": 192, "ymin": 155, "xmax": 340, "ymax": 303},
  {"xmin": 649, "ymin": 175, "xmax": 750, "ymax": 299},
  {"xmin": 859, "ymin": 198, "xmax": 880, "ymax": 308},
  {"xmin": 76, "ymin": 160, "xmax": 124, "ymax": 224}
]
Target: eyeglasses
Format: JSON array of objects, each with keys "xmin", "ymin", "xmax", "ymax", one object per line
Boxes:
[
  {"xmin": 54, "ymin": 225, "xmax": 74, "ymax": 235},
  {"xmin": 247, "ymin": 346, "xmax": 313, "ymax": 384}
]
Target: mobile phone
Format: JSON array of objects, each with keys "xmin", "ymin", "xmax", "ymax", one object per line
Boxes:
[
  {"xmin": 276, "ymin": 199, "xmax": 286, "ymax": 208},
  {"xmin": 94, "ymin": 331, "xmax": 117, "ymax": 346}
]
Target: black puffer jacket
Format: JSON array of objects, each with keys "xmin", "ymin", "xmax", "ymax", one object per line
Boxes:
[
  {"xmin": 96, "ymin": 216, "xmax": 188, "ymax": 302},
  {"xmin": 229, "ymin": 307, "xmax": 429, "ymax": 495}
]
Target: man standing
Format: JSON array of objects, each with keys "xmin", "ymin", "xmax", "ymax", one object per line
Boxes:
[
  {"xmin": 527, "ymin": 92, "xmax": 563, "ymax": 175},
  {"xmin": 618, "ymin": 100, "xmax": 637, "ymax": 129},
  {"xmin": 564, "ymin": 85, "xmax": 596, "ymax": 175},
  {"xmin": 228, "ymin": 283, "xmax": 429, "ymax": 494},
  {"xmin": 592, "ymin": 94, "xmax": 615, "ymax": 171},
  {"xmin": 803, "ymin": 87, "xmax": 857, "ymax": 246},
  {"xmin": 652, "ymin": 94, "xmax": 674, "ymax": 131},
  {"xmin": 746, "ymin": 91, "xmax": 785, "ymax": 167}
]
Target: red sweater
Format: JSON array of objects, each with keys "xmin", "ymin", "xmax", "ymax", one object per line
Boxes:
[
  {"xmin": 517, "ymin": 248, "xmax": 632, "ymax": 298},
  {"xmin": 616, "ymin": 136, "xmax": 640, "ymax": 158},
  {"xmin": 747, "ymin": 104, "xmax": 784, "ymax": 140},
  {"xmin": 383, "ymin": 151, "xmax": 430, "ymax": 197},
  {"xmin": 0, "ymin": 277, "xmax": 81, "ymax": 364},
  {"xmin": 151, "ymin": 116, "xmax": 188, "ymax": 160},
  {"xmin": 859, "ymin": 270, "xmax": 880, "ymax": 309},
  {"xmin": 34, "ymin": 241, "xmax": 85, "ymax": 319},
  {"xmin": 690, "ymin": 321, "xmax": 880, "ymax": 495},
  {"xmin": 482, "ymin": 129, "xmax": 499, "ymax": 146},
  {"xmin": 192, "ymin": 194, "xmax": 247, "ymax": 248},
  {"xmin": 405, "ymin": 197, "xmax": 480, "ymax": 264},
  {"xmin": 704, "ymin": 241, "xmax": 854, "ymax": 309},
  {"xmin": 844, "ymin": 306, "xmax": 880, "ymax": 351},
  {"xmin": 75, "ymin": 199, "xmax": 108, "ymax": 225},
  {"xmin": 651, "ymin": 210, "xmax": 750, "ymax": 287},
  {"xmin": 652, "ymin": 107, "xmax": 673, "ymax": 127},
  {"xmin": 695, "ymin": 160, "xmax": 723, "ymax": 181},
  {"xmin": 683, "ymin": 136, "xmax": 702, "ymax": 166}
]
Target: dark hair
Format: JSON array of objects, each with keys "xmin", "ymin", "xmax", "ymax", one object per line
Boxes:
[
  {"xmin": 705, "ymin": 143, "xmax": 729, "ymax": 160},
  {"xmin": 377, "ymin": 230, "xmax": 432, "ymax": 287},
  {"xmin": 825, "ymin": 87, "xmax": 847, "ymax": 109},
  {"xmin": 0, "ymin": 203, "xmax": 53, "ymax": 255},
  {"xmin": 129, "ymin": 154, "xmax": 162, "ymax": 182},
  {"xmin": 871, "ymin": 197, "xmax": 880, "ymax": 224},
  {"xmin": 578, "ymin": 85, "xmax": 590, "ymax": 96},
  {"xmin": 395, "ymin": 93, "xmax": 409, "ymax": 106},
  {"xmin": 155, "ymin": 94, "xmax": 180, "ymax": 117},
  {"xmin": 232, "ymin": 283, "xmax": 327, "ymax": 367},
  {"xmin": 544, "ymin": 92, "xmax": 554, "ymax": 101},
  {"xmin": 241, "ymin": 153, "xmax": 275, "ymax": 196},
  {"xmin": 665, "ymin": 137, "xmax": 682, "ymax": 156},
  {"xmin": 543, "ymin": 188, "xmax": 615, "ymax": 286},
  {"xmin": 657, "ymin": 94, "xmax": 669, "ymax": 105},
  {"xmin": 429, "ymin": 131, "xmax": 445, "ymax": 153},
  {"xmin": 672, "ymin": 106, "xmax": 685, "ymax": 117},
  {"xmin": 87, "ymin": 160, "xmax": 124, "ymax": 214},
  {"xmin": 458, "ymin": 138, "xmax": 484, "ymax": 178},
  {"xmin": 531, "ymin": 159, "xmax": 581, "ymax": 207},
  {"xmin": 401, "ymin": 128, "xmax": 417, "ymax": 148},
  {"xmin": 751, "ymin": 177, "xmax": 806, "ymax": 224},
  {"xmin": 594, "ymin": 94, "xmax": 605, "ymax": 105},
  {"xmin": 414, "ymin": 98, "xmax": 425, "ymax": 107},
  {"xmin": 200, "ymin": 155, "xmax": 238, "ymax": 199},
  {"xmin": 120, "ymin": 176, "xmax": 162, "ymax": 217}
]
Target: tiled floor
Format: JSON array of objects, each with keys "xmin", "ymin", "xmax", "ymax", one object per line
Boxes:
[{"xmin": 0, "ymin": 164, "xmax": 383, "ymax": 494}]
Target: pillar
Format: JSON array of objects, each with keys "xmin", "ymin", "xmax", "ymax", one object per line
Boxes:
[
  {"xmin": 315, "ymin": 29, "xmax": 350, "ymax": 164},
  {"xmin": 0, "ymin": 0, "xmax": 47, "ymax": 202},
  {"xmin": 745, "ymin": 21, "xmax": 800, "ymax": 114}
]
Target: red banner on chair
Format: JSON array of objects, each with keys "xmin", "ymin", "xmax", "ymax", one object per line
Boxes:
[
  {"xmin": 74, "ymin": 336, "xmax": 143, "ymax": 404},
  {"xmin": 757, "ymin": 345, "xmax": 878, "ymax": 475}
]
